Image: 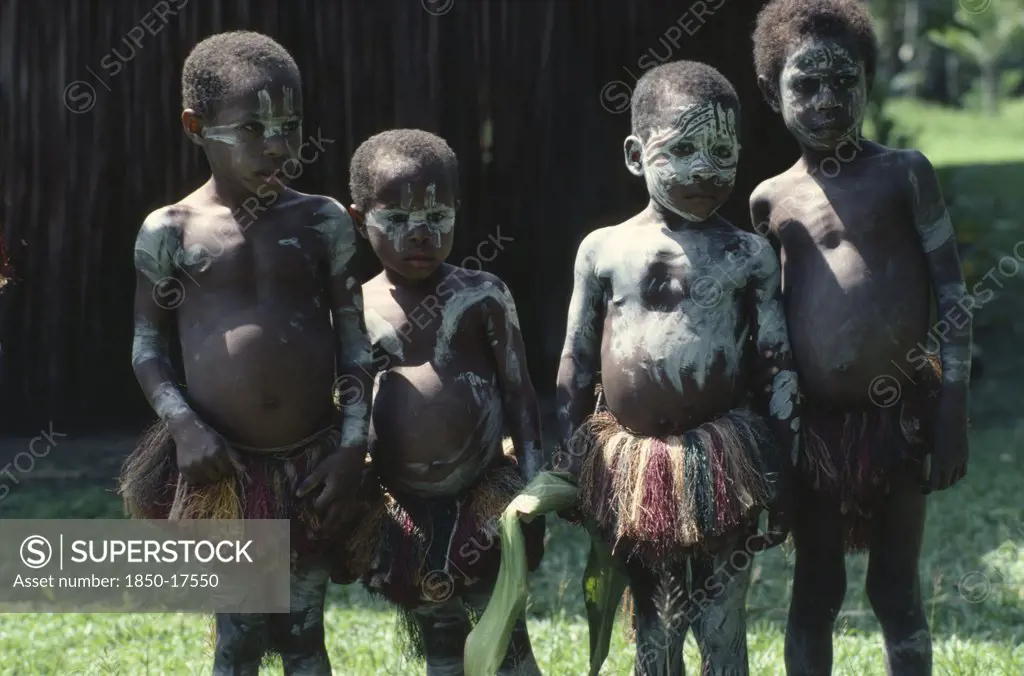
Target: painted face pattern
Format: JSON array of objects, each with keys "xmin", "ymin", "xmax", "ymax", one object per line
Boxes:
[
  {"xmin": 201, "ymin": 87, "xmax": 302, "ymax": 148},
  {"xmin": 365, "ymin": 182, "xmax": 456, "ymax": 251},
  {"xmin": 780, "ymin": 39, "xmax": 866, "ymax": 150},
  {"xmin": 642, "ymin": 101, "xmax": 739, "ymax": 221}
]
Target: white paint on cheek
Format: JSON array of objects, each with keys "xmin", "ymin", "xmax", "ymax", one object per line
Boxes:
[
  {"xmin": 279, "ymin": 238, "xmax": 300, "ymax": 248},
  {"xmin": 366, "ymin": 205, "xmax": 456, "ymax": 253},
  {"xmin": 364, "ymin": 308, "xmax": 404, "ymax": 361},
  {"xmin": 642, "ymin": 101, "xmax": 739, "ymax": 221},
  {"xmin": 780, "ymin": 40, "xmax": 865, "ymax": 149}
]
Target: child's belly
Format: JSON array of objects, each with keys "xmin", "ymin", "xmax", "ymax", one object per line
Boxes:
[
  {"xmin": 784, "ymin": 241, "xmax": 931, "ymax": 406},
  {"xmin": 371, "ymin": 358, "xmax": 505, "ymax": 497},
  {"xmin": 179, "ymin": 303, "xmax": 337, "ymax": 448},
  {"xmin": 599, "ymin": 310, "xmax": 747, "ymax": 436}
]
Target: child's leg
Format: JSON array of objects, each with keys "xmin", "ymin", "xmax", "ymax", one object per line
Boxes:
[
  {"xmin": 269, "ymin": 559, "xmax": 332, "ymax": 675},
  {"xmin": 463, "ymin": 584, "xmax": 541, "ymax": 675},
  {"xmin": 688, "ymin": 533, "xmax": 754, "ymax": 676},
  {"xmin": 785, "ymin": 482, "xmax": 848, "ymax": 676},
  {"xmin": 212, "ymin": 613, "xmax": 271, "ymax": 675},
  {"xmin": 412, "ymin": 596, "xmax": 474, "ymax": 676},
  {"xmin": 629, "ymin": 562, "xmax": 691, "ymax": 676},
  {"xmin": 866, "ymin": 484, "xmax": 931, "ymax": 675}
]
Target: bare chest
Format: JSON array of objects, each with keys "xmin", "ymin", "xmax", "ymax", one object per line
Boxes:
[
  {"xmin": 598, "ymin": 230, "xmax": 758, "ymax": 310},
  {"xmin": 363, "ymin": 286, "xmax": 490, "ymax": 369},
  {"xmin": 177, "ymin": 212, "xmax": 327, "ymax": 293}
]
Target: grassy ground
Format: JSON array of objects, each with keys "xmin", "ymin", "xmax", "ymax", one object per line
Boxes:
[{"xmin": 1, "ymin": 99, "xmax": 1023, "ymax": 674}]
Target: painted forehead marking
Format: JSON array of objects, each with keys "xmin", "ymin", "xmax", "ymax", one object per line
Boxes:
[
  {"xmin": 787, "ymin": 40, "xmax": 860, "ymax": 73},
  {"xmin": 201, "ymin": 86, "xmax": 300, "ymax": 144},
  {"xmin": 644, "ymin": 102, "xmax": 739, "ymax": 152}
]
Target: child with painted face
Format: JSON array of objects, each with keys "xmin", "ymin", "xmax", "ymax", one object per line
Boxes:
[
  {"xmin": 751, "ymin": 1, "xmax": 971, "ymax": 673},
  {"xmin": 338, "ymin": 129, "xmax": 545, "ymax": 675},
  {"xmin": 119, "ymin": 31, "xmax": 372, "ymax": 675},
  {"xmin": 556, "ymin": 60, "xmax": 799, "ymax": 675}
]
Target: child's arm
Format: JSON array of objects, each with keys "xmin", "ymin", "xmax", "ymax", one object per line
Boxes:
[
  {"xmin": 554, "ymin": 231, "xmax": 605, "ymax": 475},
  {"xmin": 746, "ymin": 233, "xmax": 801, "ymax": 466},
  {"xmin": 297, "ymin": 200, "xmax": 374, "ymax": 527},
  {"xmin": 132, "ymin": 209, "xmax": 233, "ymax": 485},
  {"xmin": 906, "ymin": 151, "xmax": 971, "ymax": 492},
  {"xmin": 483, "ymin": 277, "xmax": 543, "ymax": 482}
]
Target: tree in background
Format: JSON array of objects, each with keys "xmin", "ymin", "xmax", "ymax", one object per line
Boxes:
[{"xmin": 928, "ymin": 0, "xmax": 1024, "ymax": 115}]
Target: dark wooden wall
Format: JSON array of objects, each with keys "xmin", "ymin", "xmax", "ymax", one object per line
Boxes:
[{"xmin": 0, "ymin": 0, "xmax": 797, "ymax": 433}]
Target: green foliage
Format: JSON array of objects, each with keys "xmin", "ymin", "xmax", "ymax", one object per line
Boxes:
[
  {"xmin": 928, "ymin": 1, "xmax": 1024, "ymax": 113},
  {"xmin": 928, "ymin": 1, "xmax": 1024, "ymax": 68}
]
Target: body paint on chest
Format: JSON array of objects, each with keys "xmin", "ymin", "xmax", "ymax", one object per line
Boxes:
[
  {"xmin": 201, "ymin": 87, "xmax": 301, "ymax": 147},
  {"xmin": 306, "ymin": 202, "xmax": 356, "ymax": 277},
  {"xmin": 365, "ymin": 182, "xmax": 456, "ymax": 251},
  {"xmin": 364, "ymin": 308, "xmax": 405, "ymax": 361},
  {"xmin": 642, "ymin": 102, "xmax": 739, "ymax": 221},
  {"xmin": 134, "ymin": 217, "xmax": 182, "ymax": 284},
  {"xmin": 435, "ymin": 282, "xmax": 520, "ymax": 368}
]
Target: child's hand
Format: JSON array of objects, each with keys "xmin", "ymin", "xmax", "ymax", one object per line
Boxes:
[
  {"xmin": 755, "ymin": 349, "xmax": 778, "ymax": 395},
  {"xmin": 297, "ymin": 447, "xmax": 367, "ymax": 534},
  {"xmin": 170, "ymin": 416, "xmax": 239, "ymax": 486},
  {"xmin": 746, "ymin": 498, "xmax": 791, "ymax": 552},
  {"xmin": 924, "ymin": 401, "xmax": 969, "ymax": 493}
]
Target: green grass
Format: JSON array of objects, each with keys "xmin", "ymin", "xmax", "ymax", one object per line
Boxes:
[
  {"xmin": 1, "ymin": 99, "xmax": 1024, "ymax": 674},
  {"xmin": 877, "ymin": 98, "xmax": 1024, "ymax": 167}
]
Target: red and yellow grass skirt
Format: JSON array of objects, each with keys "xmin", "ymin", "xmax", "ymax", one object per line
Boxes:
[
  {"xmin": 573, "ymin": 407, "xmax": 780, "ymax": 566},
  {"xmin": 118, "ymin": 420, "xmax": 348, "ymax": 559},
  {"xmin": 799, "ymin": 355, "xmax": 942, "ymax": 551}
]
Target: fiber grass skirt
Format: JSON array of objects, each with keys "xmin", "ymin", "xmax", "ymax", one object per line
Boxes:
[
  {"xmin": 799, "ymin": 355, "xmax": 942, "ymax": 551},
  {"xmin": 118, "ymin": 420, "xmax": 342, "ymax": 559},
  {"xmin": 573, "ymin": 407, "xmax": 780, "ymax": 566},
  {"xmin": 342, "ymin": 440, "xmax": 544, "ymax": 610}
]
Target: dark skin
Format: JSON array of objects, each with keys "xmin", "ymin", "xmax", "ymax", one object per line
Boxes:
[
  {"xmin": 556, "ymin": 92, "xmax": 800, "ymax": 674},
  {"xmin": 132, "ymin": 72, "xmax": 373, "ymax": 534},
  {"xmin": 351, "ymin": 163, "xmax": 543, "ymax": 675},
  {"xmin": 753, "ymin": 33, "xmax": 971, "ymax": 676},
  {"xmin": 351, "ymin": 166, "xmax": 543, "ymax": 490}
]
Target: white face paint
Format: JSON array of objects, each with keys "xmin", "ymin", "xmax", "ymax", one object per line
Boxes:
[
  {"xmin": 365, "ymin": 181, "xmax": 456, "ymax": 252},
  {"xmin": 634, "ymin": 101, "xmax": 739, "ymax": 222},
  {"xmin": 779, "ymin": 39, "xmax": 866, "ymax": 150},
  {"xmin": 201, "ymin": 87, "xmax": 301, "ymax": 147}
]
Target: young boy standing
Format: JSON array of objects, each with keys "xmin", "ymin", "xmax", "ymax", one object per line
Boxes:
[
  {"xmin": 752, "ymin": 1, "xmax": 971, "ymax": 673},
  {"xmin": 557, "ymin": 61, "xmax": 798, "ymax": 675},
  {"xmin": 339, "ymin": 129, "xmax": 545, "ymax": 675},
  {"xmin": 119, "ymin": 31, "xmax": 373, "ymax": 675}
]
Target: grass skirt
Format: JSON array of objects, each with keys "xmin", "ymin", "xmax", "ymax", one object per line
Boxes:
[
  {"xmin": 342, "ymin": 440, "xmax": 544, "ymax": 613},
  {"xmin": 118, "ymin": 420, "xmax": 342, "ymax": 559},
  {"xmin": 574, "ymin": 407, "xmax": 779, "ymax": 566},
  {"xmin": 799, "ymin": 355, "xmax": 942, "ymax": 551}
]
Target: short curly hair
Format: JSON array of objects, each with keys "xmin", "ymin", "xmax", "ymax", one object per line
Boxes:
[
  {"xmin": 752, "ymin": 0, "xmax": 877, "ymax": 101},
  {"xmin": 349, "ymin": 129, "xmax": 460, "ymax": 213},
  {"xmin": 631, "ymin": 60, "xmax": 739, "ymax": 142},
  {"xmin": 182, "ymin": 31, "xmax": 301, "ymax": 118}
]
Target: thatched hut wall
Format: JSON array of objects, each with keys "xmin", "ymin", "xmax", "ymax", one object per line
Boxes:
[{"xmin": 0, "ymin": 0, "xmax": 796, "ymax": 433}]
